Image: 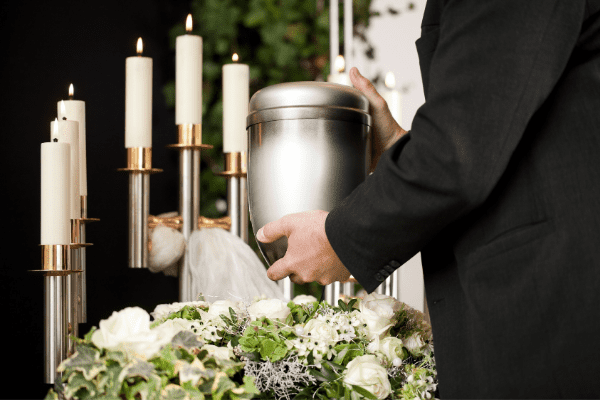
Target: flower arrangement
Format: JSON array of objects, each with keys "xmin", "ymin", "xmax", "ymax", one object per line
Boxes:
[{"xmin": 46, "ymin": 293, "xmax": 437, "ymax": 400}]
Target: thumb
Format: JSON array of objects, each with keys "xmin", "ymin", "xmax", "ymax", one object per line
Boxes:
[
  {"xmin": 256, "ymin": 217, "xmax": 291, "ymax": 243},
  {"xmin": 350, "ymin": 67, "xmax": 386, "ymax": 110}
]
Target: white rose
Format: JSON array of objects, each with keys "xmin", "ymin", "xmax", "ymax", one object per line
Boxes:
[
  {"xmin": 359, "ymin": 293, "xmax": 403, "ymax": 340},
  {"xmin": 343, "ymin": 355, "xmax": 392, "ymax": 400},
  {"xmin": 155, "ymin": 318, "xmax": 197, "ymax": 333},
  {"xmin": 151, "ymin": 301, "xmax": 208, "ymax": 321},
  {"xmin": 376, "ymin": 337, "xmax": 407, "ymax": 364},
  {"xmin": 91, "ymin": 307, "xmax": 175, "ymax": 359},
  {"xmin": 404, "ymin": 332, "xmax": 425, "ymax": 357},
  {"xmin": 207, "ymin": 300, "xmax": 241, "ymax": 318},
  {"xmin": 303, "ymin": 319, "xmax": 339, "ymax": 342},
  {"xmin": 202, "ymin": 344, "xmax": 235, "ymax": 360},
  {"xmin": 292, "ymin": 294, "xmax": 318, "ymax": 305},
  {"xmin": 247, "ymin": 299, "xmax": 291, "ymax": 321}
]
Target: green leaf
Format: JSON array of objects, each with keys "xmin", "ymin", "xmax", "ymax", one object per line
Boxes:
[
  {"xmin": 64, "ymin": 373, "xmax": 97, "ymax": 399},
  {"xmin": 172, "ymin": 330, "xmax": 204, "ymax": 350},
  {"xmin": 59, "ymin": 345, "xmax": 106, "ymax": 380},
  {"xmin": 119, "ymin": 358, "xmax": 157, "ymax": 382},
  {"xmin": 351, "ymin": 385, "xmax": 379, "ymax": 400},
  {"xmin": 161, "ymin": 384, "xmax": 188, "ymax": 400}
]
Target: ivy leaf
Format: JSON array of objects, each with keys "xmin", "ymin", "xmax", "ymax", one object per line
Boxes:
[
  {"xmin": 118, "ymin": 358, "xmax": 157, "ymax": 382},
  {"xmin": 64, "ymin": 373, "xmax": 97, "ymax": 399},
  {"xmin": 172, "ymin": 330, "xmax": 204, "ymax": 350},
  {"xmin": 58, "ymin": 345, "xmax": 106, "ymax": 380},
  {"xmin": 161, "ymin": 384, "xmax": 188, "ymax": 400}
]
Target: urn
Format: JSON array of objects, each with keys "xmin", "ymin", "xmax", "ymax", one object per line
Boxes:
[{"xmin": 247, "ymin": 81, "xmax": 371, "ymax": 265}]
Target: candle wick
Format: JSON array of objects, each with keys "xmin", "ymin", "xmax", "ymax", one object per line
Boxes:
[
  {"xmin": 53, "ymin": 138, "xmax": 58, "ymax": 142},
  {"xmin": 62, "ymin": 117, "xmax": 67, "ymax": 120},
  {"xmin": 69, "ymin": 95, "xmax": 74, "ymax": 100}
]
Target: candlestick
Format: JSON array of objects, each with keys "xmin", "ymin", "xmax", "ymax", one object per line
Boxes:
[
  {"xmin": 344, "ymin": 0, "xmax": 353, "ymax": 71},
  {"xmin": 330, "ymin": 0, "xmax": 339, "ymax": 72},
  {"xmin": 125, "ymin": 37, "xmax": 153, "ymax": 148},
  {"xmin": 50, "ymin": 117, "xmax": 80, "ymax": 220},
  {"xmin": 176, "ymin": 14, "xmax": 202, "ymax": 125},
  {"xmin": 41, "ymin": 142, "xmax": 71, "ymax": 245},
  {"xmin": 58, "ymin": 84, "xmax": 87, "ymax": 196},
  {"xmin": 223, "ymin": 53, "xmax": 249, "ymax": 152},
  {"xmin": 381, "ymin": 71, "xmax": 402, "ymax": 124}
]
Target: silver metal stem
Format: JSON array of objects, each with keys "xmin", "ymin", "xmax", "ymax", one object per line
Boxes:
[
  {"xmin": 332, "ymin": 282, "xmax": 341, "ymax": 306},
  {"xmin": 44, "ymin": 275, "xmax": 67, "ymax": 384},
  {"xmin": 391, "ymin": 270, "xmax": 399, "ymax": 299},
  {"xmin": 79, "ymin": 197, "xmax": 87, "ymax": 323},
  {"xmin": 279, "ymin": 277, "xmax": 293, "ymax": 301},
  {"xmin": 343, "ymin": 282, "xmax": 354, "ymax": 297},
  {"xmin": 66, "ymin": 270, "xmax": 78, "ymax": 356},
  {"xmin": 227, "ymin": 176, "xmax": 249, "ymax": 243},
  {"xmin": 325, "ymin": 284, "xmax": 334, "ymax": 305},
  {"xmin": 179, "ymin": 148, "xmax": 200, "ymax": 302},
  {"xmin": 128, "ymin": 172, "xmax": 150, "ymax": 268}
]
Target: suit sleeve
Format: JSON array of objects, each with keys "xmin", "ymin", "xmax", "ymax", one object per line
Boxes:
[{"xmin": 325, "ymin": 0, "xmax": 585, "ymax": 293}]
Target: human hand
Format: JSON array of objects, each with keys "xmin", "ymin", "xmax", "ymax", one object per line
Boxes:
[
  {"xmin": 350, "ymin": 67, "xmax": 407, "ymax": 171},
  {"xmin": 256, "ymin": 210, "xmax": 351, "ymax": 285}
]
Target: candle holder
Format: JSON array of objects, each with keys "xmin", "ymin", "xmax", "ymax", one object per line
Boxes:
[
  {"xmin": 30, "ymin": 244, "xmax": 80, "ymax": 384},
  {"xmin": 118, "ymin": 147, "xmax": 162, "ymax": 269},
  {"xmin": 216, "ymin": 152, "xmax": 248, "ymax": 243},
  {"xmin": 167, "ymin": 124, "xmax": 213, "ymax": 301}
]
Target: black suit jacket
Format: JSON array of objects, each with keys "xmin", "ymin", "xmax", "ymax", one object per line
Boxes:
[{"xmin": 326, "ymin": 0, "xmax": 600, "ymax": 397}]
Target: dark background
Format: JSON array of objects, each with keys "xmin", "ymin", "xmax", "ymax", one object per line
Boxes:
[{"xmin": 0, "ymin": 0, "xmax": 198, "ymax": 397}]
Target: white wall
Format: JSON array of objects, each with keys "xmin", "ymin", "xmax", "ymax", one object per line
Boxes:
[{"xmin": 353, "ymin": 0, "xmax": 427, "ymax": 311}]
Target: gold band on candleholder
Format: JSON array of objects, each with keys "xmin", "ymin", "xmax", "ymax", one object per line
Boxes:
[
  {"xmin": 148, "ymin": 214, "xmax": 232, "ymax": 231},
  {"xmin": 117, "ymin": 147, "xmax": 163, "ymax": 173},
  {"xmin": 216, "ymin": 152, "xmax": 247, "ymax": 177},
  {"xmin": 29, "ymin": 244, "xmax": 80, "ymax": 276},
  {"xmin": 166, "ymin": 124, "xmax": 213, "ymax": 149}
]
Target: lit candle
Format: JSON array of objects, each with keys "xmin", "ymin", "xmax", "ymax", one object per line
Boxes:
[
  {"xmin": 51, "ymin": 111, "xmax": 80, "ymax": 219},
  {"xmin": 223, "ymin": 53, "xmax": 249, "ymax": 152},
  {"xmin": 41, "ymin": 140, "xmax": 71, "ymax": 245},
  {"xmin": 381, "ymin": 71, "xmax": 402, "ymax": 124},
  {"xmin": 125, "ymin": 37, "xmax": 153, "ymax": 148},
  {"xmin": 327, "ymin": 55, "xmax": 352, "ymax": 86},
  {"xmin": 176, "ymin": 14, "xmax": 202, "ymax": 125},
  {"xmin": 57, "ymin": 83, "xmax": 87, "ymax": 195}
]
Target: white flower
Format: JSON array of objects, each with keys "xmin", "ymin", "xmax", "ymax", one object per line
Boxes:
[
  {"xmin": 151, "ymin": 301, "xmax": 208, "ymax": 321},
  {"xmin": 202, "ymin": 344, "xmax": 234, "ymax": 360},
  {"xmin": 359, "ymin": 293, "xmax": 402, "ymax": 340},
  {"xmin": 343, "ymin": 355, "xmax": 392, "ymax": 400},
  {"xmin": 303, "ymin": 319, "xmax": 339, "ymax": 342},
  {"xmin": 91, "ymin": 307, "xmax": 177, "ymax": 359},
  {"xmin": 404, "ymin": 332, "xmax": 426, "ymax": 357},
  {"xmin": 155, "ymin": 318, "xmax": 197, "ymax": 333},
  {"xmin": 207, "ymin": 299, "xmax": 242, "ymax": 318},
  {"xmin": 247, "ymin": 299, "xmax": 291, "ymax": 321},
  {"xmin": 292, "ymin": 294, "xmax": 318, "ymax": 305},
  {"xmin": 368, "ymin": 337, "xmax": 407, "ymax": 365}
]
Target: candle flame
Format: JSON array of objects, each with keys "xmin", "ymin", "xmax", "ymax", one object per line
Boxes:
[
  {"xmin": 385, "ymin": 71, "xmax": 396, "ymax": 89},
  {"xmin": 136, "ymin": 37, "xmax": 143, "ymax": 55},
  {"xmin": 334, "ymin": 55, "xmax": 345, "ymax": 73},
  {"xmin": 186, "ymin": 14, "xmax": 193, "ymax": 32},
  {"xmin": 60, "ymin": 100, "xmax": 66, "ymax": 117},
  {"xmin": 68, "ymin": 83, "xmax": 74, "ymax": 97},
  {"xmin": 232, "ymin": 53, "xmax": 239, "ymax": 62}
]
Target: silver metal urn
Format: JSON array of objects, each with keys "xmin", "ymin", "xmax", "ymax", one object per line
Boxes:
[{"xmin": 247, "ymin": 81, "xmax": 371, "ymax": 266}]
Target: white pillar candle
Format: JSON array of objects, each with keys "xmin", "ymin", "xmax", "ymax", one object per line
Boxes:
[
  {"xmin": 381, "ymin": 72, "xmax": 402, "ymax": 124},
  {"xmin": 51, "ymin": 117, "xmax": 80, "ymax": 219},
  {"xmin": 125, "ymin": 38, "xmax": 153, "ymax": 148},
  {"xmin": 58, "ymin": 85, "xmax": 87, "ymax": 195},
  {"xmin": 343, "ymin": 0, "xmax": 353, "ymax": 71},
  {"xmin": 330, "ymin": 0, "xmax": 339, "ymax": 70},
  {"xmin": 176, "ymin": 15, "xmax": 203, "ymax": 125},
  {"xmin": 41, "ymin": 141, "xmax": 71, "ymax": 245},
  {"xmin": 327, "ymin": 55, "xmax": 352, "ymax": 86},
  {"xmin": 223, "ymin": 54, "xmax": 249, "ymax": 152}
]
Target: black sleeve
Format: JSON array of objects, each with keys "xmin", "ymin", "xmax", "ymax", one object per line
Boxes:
[{"xmin": 325, "ymin": 0, "xmax": 585, "ymax": 293}]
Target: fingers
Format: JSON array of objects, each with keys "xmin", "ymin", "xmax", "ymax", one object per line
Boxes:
[
  {"xmin": 256, "ymin": 217, "xmax": 291, "ymax": 243},
  {"xmin": 266, "ymin": 258, "xmax": 293, "ymax": 281},
  {"xmin": 350, "ymin": 67, "xmax": 386, "ymax": 110}
]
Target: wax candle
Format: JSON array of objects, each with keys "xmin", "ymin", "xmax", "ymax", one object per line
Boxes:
[
  {"xmin": 51, "ymin": 114, "xmax": 80, "ymax": 219},
  {"xmin": 327, "ymin": 55, "xmax": 352, "ymax": 86},
  {"xmin": 58, "ymin": 83, "xmax": 87, "ymax": 195},
  {"xmin": 381, "ymin": 71, "xmax": 402, "ymax": 125},
  {"xmin": 125, "ymin": 37, "xmax": 152, "ymax": 148},
  {"xmin": 223, "ymin": 53, "xmax": 250, "ymax": 152},
  {"xmin": 176, "ymin": 14, "xmax": 203, "ymax": 125},
  {"xmin": 41, "ymin": 141, "xmax": 71, "ymax": 245}
]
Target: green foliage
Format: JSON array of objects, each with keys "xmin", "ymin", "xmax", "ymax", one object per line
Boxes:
[
  {"xmin": 164, "ymin": 0, "xmax": 374, "ymax": 297},
  {"xmin": 238, "ymin": 318, "xmax": 295, "ymax": 362}
]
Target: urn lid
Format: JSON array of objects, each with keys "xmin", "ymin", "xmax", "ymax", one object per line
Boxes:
[{"xmin": 247, "ymin": 81, "xmax": 371, "ymax": 128}]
